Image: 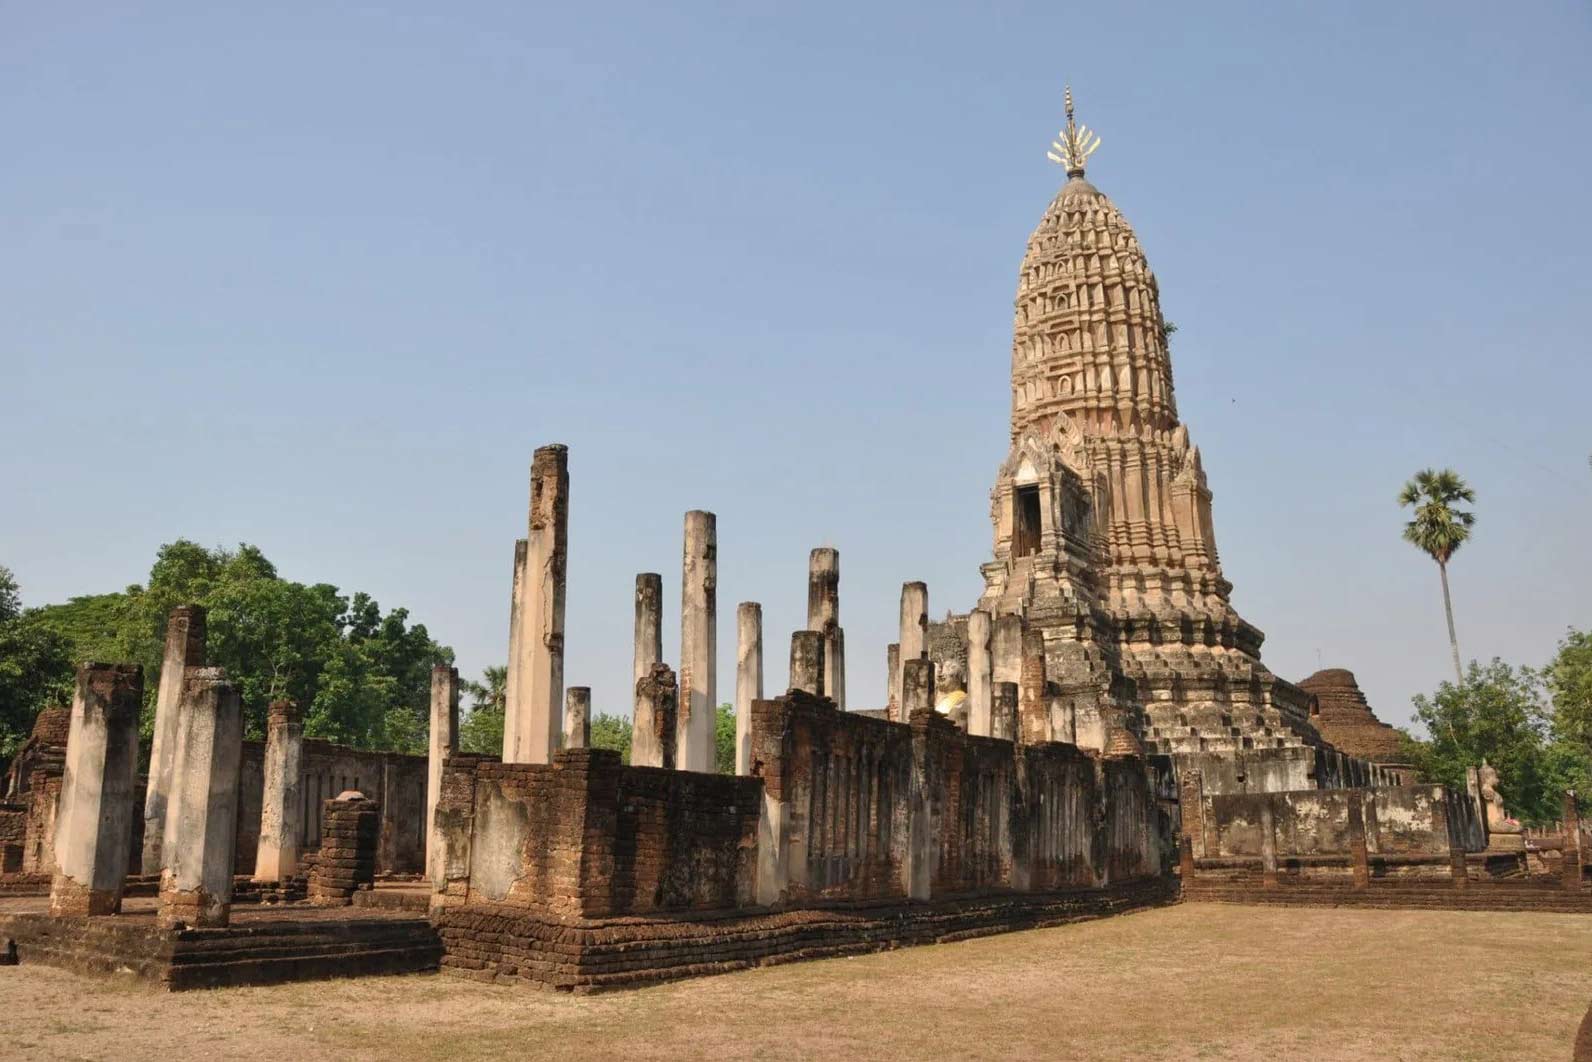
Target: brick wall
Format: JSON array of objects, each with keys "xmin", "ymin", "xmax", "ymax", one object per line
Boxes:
[
  {"xmin": 233, "ymin": 739, "xmax": 428, "ymax": 876},
  {"xmin": 439, "ymin": 691, "xmax": 1170, "ymax": 923}
]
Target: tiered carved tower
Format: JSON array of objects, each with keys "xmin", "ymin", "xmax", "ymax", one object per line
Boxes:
[{"xmin": 977, "ymin": 91, "xmax": 1322, "ymax": 777}]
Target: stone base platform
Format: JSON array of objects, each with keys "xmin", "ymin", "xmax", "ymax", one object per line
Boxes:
[
  {"xmin": 0, "ymin": 893, "xmax": 440, "ymax": 990},
  {"xmin": 1183, "ymin": 878, "xmax": 1592, "ymax": 914},
  {"xmin": 437, "ymin": 878, "xmax": 1175, "ymax": 993}
]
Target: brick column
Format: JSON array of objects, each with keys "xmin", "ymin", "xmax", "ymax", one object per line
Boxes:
[
  {"xmin": 886, "ymin": 643, "xmax": 900, "ymax": 721},
  {"xmin": 142, "ymin": 605, "xmax": 205, "ymax": 874},
  {"xmin": 50, "ymin": 664, "xmax": 142, "ymax": 917},
  {"xmin": 158, "ymin": 668, "xmax": 243, "ymax": 928},
  {"xmin": 734, "ymin": 602, "xmax": 763, "ymax": 775},
  {"xmin": 807, "ymin": 548, "xmax": 845, "ymax": 710},
  {"xmin": 254, "ymin": 699, "xmax": 304, "ymax": 883},
  {"xmin": 789, "ymin": 630, "xmax": 825, "ymax": 698},
  {"xmin": 678, "ymin": 510, "xmax": 717, "ymax": 772},
  {"xmin": 425, "ymin": 666, "xmax": 459, "ymax": 879},
  {"xmin": 897, "ymin": 583, "xmax": 927, "ymax": 716},
  {"xmin": 992, "ymin": 682, "xmax": 1019, "ymax": 742},
  {"xmin": 901, "ymin": 658, "xmax": 935, "ymax": 720},
  {"xmin": 505, "ymin": 444, "xmax": 569, "ymax": 765},
  {"xmin": 563, "ymin": 687, "xmax": 591, "ymax": 750},
  {"xmin": 633, "ymin": 573, "xmax": 662, "ymax": 702},
  {"xmin": 308, "ymin": 793, "xmax": 380, "ymax": 905},
  {"xmin": 633, "ymin": 664, "xmax": 678, "ymax": 769},
  {"xmin": 965, "ymin": 609, "xmax": 993, "ymax": 737},
  {"xmin": 1017, "ymin": 626, "xmax": 1047, "ymax": 744}
]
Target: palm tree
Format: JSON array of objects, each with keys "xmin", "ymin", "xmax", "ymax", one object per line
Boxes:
[{"xmin": 1399, "ymin": 469, "xmax": 1476, "ymax": 683}]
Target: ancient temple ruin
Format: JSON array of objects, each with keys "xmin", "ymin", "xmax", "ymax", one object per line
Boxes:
[{"xmin": 2, "ymin": 87, "xmax": 1588, "ymax": 995}]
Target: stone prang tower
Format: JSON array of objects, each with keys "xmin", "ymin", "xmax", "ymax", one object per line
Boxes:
[{"xmin": 976, "ymin": 89, "xmax": 1334, "ymax": 792}]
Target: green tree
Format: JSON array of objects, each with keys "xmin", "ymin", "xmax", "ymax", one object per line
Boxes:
[
  {"xmin": 459, "ymin": 666, "xmax": 507, "ymax": 755},
  {"xmin": 0, "ymin": 566, "xmax": 74, "ymax": 768},
  {"xmin": 590, "ymin": 713, "xmax": 633, "ymax": 764},
  {"xmin": 1398, "ymin": 468, "xmax": 1476, "ymax": 683},
  {"xmin": 1411, "ymin": 659, "xmax": 1557, "ymax": 823},
  {"xmin": 25, "ymin": 541, "xmax": 452, "ymax": 750},
  {"xmin": 1546, "ymin": 628, "xmax": 1592, "ymax": 750},
  {"xmin": 715, "ymin": 702, "xmax": 736, "ymax": 774}
]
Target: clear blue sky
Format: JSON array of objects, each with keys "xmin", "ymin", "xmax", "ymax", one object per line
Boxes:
[{"xmin": 4, "ymin": 2, "xmax": 1589, "ymax": 732}]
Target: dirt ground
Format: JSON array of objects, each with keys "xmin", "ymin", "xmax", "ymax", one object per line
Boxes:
[{"xmin": 5, "ymin": 902, "xmax": 1590, "ymax": 1061}]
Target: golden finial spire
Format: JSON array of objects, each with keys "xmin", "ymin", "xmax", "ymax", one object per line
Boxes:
[{"xmin": 1047, "ymin": 84, "xmax": 1100, "ymax": 178}]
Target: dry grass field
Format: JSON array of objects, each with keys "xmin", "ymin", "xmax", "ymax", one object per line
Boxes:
[{"xmin": 6, "ymin": 903, "xmax": 1591, "ymax": 1061}]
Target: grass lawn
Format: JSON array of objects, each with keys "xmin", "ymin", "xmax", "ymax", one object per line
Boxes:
[{"xmin": 6, "ymin": 902, "xmax": 1590, "ymax": 1060}]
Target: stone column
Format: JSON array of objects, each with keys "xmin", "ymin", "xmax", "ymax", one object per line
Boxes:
[
  {"xmin": 807, "ymin": 548, "xmax": 845, "ymax": 709},
  {"xmin": 142, "ymin": 604, "xmax": 206, "ymax": 874},
  {"xmin": 502, "ymin": 538, "xmax": 528, "ymax": 760},
  {"xmin": 735, "ymin": 602, "xmax": 763, "ymax": 775},
  {"xmin": 50, "ymin": 663, "xmax": 142, "ymax": 917},
  {"xmin": 992, "ymin": 682, "xmax": 1019, "ymax": 741},
  {"xmin": 254, "ymin": 699, "xmax": 304, "ymax": 883},
  {"xmin": 505, "ymin": 444, "xmax": 568, "ymax": 765},
  {"xmin": 897, "ymin": 583, "xmax": 927, "ymax": 712},
  {"xmin": 158, "ymin": 667, "xmax": 243, "ymax": 928},
  {"xmin": 886, "ymin": 644, "xmax": 901, "ymax": 721},
  {"xmin": 634, "ymin": 573, "xmax": 663, "ymax": 692},
  {"xmin": 564, "ymin": 687, "xmax": 591, "ymax": 749},
  {"xmin": 901, "ymin": 658, "xmax": 935, "ymax": 719},
  {"xmin": 679, "ymin": 510, "xmax": 717, "ymax": 773},
  {"xmin": 966, "ymin": 609, "xmax": 993, "ymax": 737},
  {"xmin": 991, "ymin": 614, "xmax": 1024, "ymax": 686},
  {"xmin": 633, "ymin": 664, "xmax": 678, "ymax": 770},
  {"xmin": 789, "ymin": 630, "xmax": 825, "ymax": 696},
  {"xmin": 424, "ymin": 666, "xmax": 459, "ymax": 880}
]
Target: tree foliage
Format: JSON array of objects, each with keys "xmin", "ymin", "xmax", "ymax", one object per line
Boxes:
[
  {"xmin": 0, "ymin": 566, "xmax": 74, "ymax": 764},
  {"xmin": 20, "ymin": 542, "xmax": 452, "ymax": 754},
  {"xmin": 1398, "ymin": 468, "xmax": 1476, "ymax": 566},
  {"xmin": 1407, "ymin": 645, "xmax": 1592, "ymax": 825},
  {"xmin": 459, "ymin": 666, "xmax": 507, "ymax": 755}
]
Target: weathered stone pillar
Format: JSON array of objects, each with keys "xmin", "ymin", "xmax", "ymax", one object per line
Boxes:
[
  {"xmin": 634, "ymin": 572, "xmax": 662, "ymax": 689},
  {"xmin": 1259, "ymin": 800, "xmax": 1278, "ymax": 888},
  {"xmin": 1347, "ymin": 793, "xmax": 1370, "ymax": 890},
  {"xmin": 992, "ymin": 682, "xmax": 1019, "ymax": 742},
  {"xmin": 633, "ymin": 663, "xmax": 678, "ymax": 770},
  {"xmin": 886, "ymin": 644, "xmax": 901, "ymax": 721},
  {"xmin": 158, "ymin": 668, "xmax": 243, "ymax": 928},
  {"xmin": 679, "ymin": 511, "xmax": 717, "ymax": 773},
  {"xmin": 502, "ymin": 539, "xmax": 528, "ymax": 758},
  {"xmin": 902, "ymin": 658, "xmax": 935, "ymax": 719},
  {"xmin": 735, "ymin": 602, "xmax": 763, "ymax": 775},
  {"xmin": 966, "ymin": 609, "xmax": 993, "ymax": 737},
  {"xmin": 424, "ymin": 666, "xmax": 458, "ymax": 880},
  {"xmin": 897, "ymin": 583, "xmax": 927, "ymax": 712},
  {"xmin": 991, "ymin": 614, "xmax": 1024, "ymax": 686},
  {"xmin": 142, "ymin": 604, "xmax": 206, "ymax": 874},
  {"xmin": 505, "ymin": 444, "xmax": 568, "ymax": 765},
  {"xmin": 1178, "ymin": 835, "xmax": 1196, "ymax": 883},
  {"xmin": 789, "ymin": 630, "xmax": 825, "ymax": 697},
  {"xmin": 807, "ymin": 548, "xmax": 845, "ymax": 710},
  {"xmin": 254, "ymin": 699, "xmax": 304, "ymax": 883},
  {"xmin": 564, "ymin": 687, "xmax": 591, "ymax": 749},
  {"xmin": 50, "ymin": 664, "xmax": 142, "ymax": 917}
]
